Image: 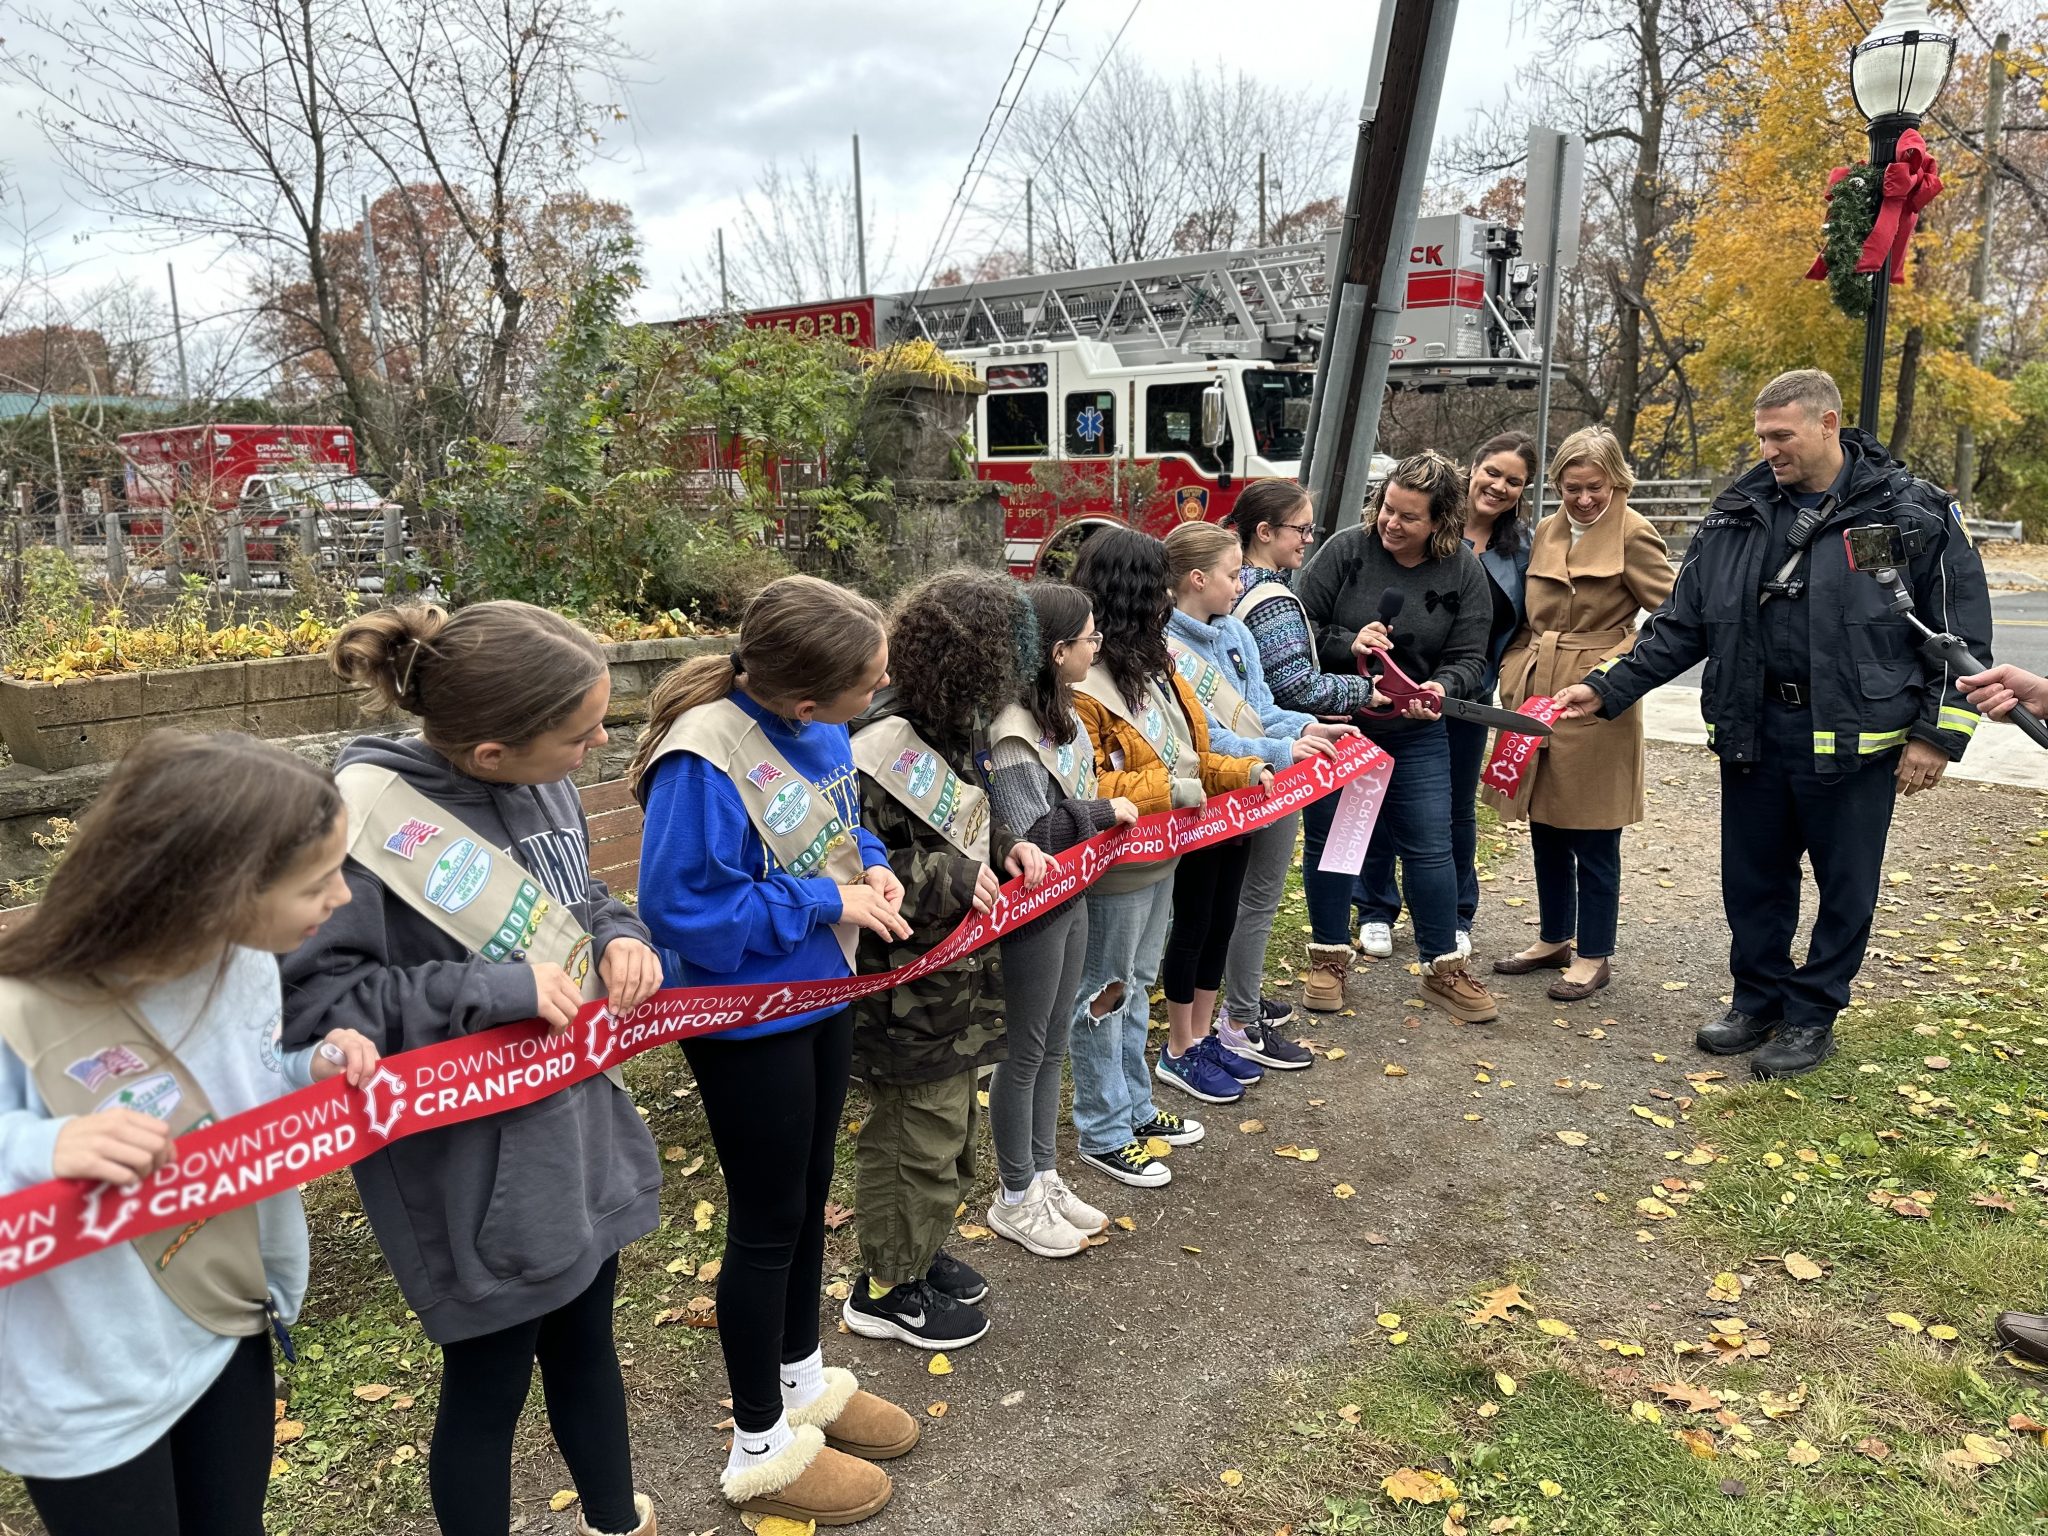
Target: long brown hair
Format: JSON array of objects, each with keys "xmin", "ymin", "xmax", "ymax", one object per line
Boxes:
[
  {"xmin": 887, "ymin": 570, "xmax": 1027, "ymax": 755},
  {"xmin": 1071, "ymin": 525, "xmax": 1171, "ymax": 707},
  {"xmin": 0, "ymin": 731, "xmax": 341, "ymax": 985},
  {"xmin": 1021, "ymin": 581, "xmax": 1091, "ymax": 745},
  {"xmin": 627, "ymin": 574, "xmax": 885, "ymax": 794},
  {"xmin": 332, "ymin": 601, "xmax": 606, "ymax": 756}
]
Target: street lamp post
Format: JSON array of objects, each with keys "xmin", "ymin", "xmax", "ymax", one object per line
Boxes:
[{"xmin": 1849, "ymin": 0, "xmax": 1956, "ymax": 433}]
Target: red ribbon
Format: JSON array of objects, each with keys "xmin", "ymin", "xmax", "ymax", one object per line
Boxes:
[
  {"xmin": 1806, "ymin": 128, "xmax": 1944, "ymax": 286},
  {"xmin": 1480, "ymin": 695, "xmax": 1565, "ymax": 796},
  {"xmin": 0, "ymin": 737, "xmax": 1389, "ymax": 1291}
]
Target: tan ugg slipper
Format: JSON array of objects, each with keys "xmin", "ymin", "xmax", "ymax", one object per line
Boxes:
[
  {"xmin": 574, "ymin": 1491, "xmax": 655, "ymax": 1536},
  {"xmin": 788, "ymin": 1366, "xmax": 921, "ymax": 1460},
  {"xmin": 722, "ymin": 1425, "xmax": 893, "ymax": 1527}
]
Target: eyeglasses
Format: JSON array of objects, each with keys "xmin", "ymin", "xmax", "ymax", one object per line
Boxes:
[
  {"xmin": 1277, "ymin": 521, "xmax": 1316, "ymax": 538},
  {"xmin": 1059, "ymin": 632, "xmax": 1106, "ymax": 650}
]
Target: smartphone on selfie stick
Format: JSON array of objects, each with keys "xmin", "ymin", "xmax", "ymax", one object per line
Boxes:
[{"xmin": 1843, "ymin": 524, "xmax": 2048, "ymax": 750}]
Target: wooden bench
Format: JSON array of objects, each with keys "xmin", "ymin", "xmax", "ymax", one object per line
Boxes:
[{"xmin": 0, "ymin": 781, "xmax": 644, "ymax": 928}]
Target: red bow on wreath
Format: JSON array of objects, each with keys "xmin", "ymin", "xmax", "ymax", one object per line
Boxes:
[{"xmin": 1806, "ymin": 128, "xmax": 1944, "ymax": 286}]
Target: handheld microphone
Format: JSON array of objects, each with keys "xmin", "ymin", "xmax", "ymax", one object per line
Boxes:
[{"xmin": 1376, "ymin": 588, "xmax": 1405, "ymax": 625}]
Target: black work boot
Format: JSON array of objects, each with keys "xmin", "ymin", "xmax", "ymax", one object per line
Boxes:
[
  {"xmin": 1694, "ymin": 1008, "xmax": 1779, "ymax": 1056},
  {"xmin": 1994, "ymin": 1311, "xmax": 2048, "ymax": 1367},
  {"xmin": 1750, "ymin": 1023, "xmax": 1835, "ymax": 1079}
]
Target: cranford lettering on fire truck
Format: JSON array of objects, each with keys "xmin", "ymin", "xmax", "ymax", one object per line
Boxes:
[{"xmin": 712, "ymin": 213, "xmax": 1553, "ymax": 574}]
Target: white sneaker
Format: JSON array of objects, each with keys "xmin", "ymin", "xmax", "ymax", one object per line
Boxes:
[
  {"xmin": 987, "ymin": 1181, "xmax": 1087, "ymax": 1259},
  {"xmin": 1357, "ymin": 922, "xmax": 1394, "ymax": 958},
  {"xmin": 1039, "ymin": 1170, "xmax": 1109, "ymax": 1235},
  {"xmin": 1455, "ymin": 929, "xmax": 1472, "ymax": 961}
]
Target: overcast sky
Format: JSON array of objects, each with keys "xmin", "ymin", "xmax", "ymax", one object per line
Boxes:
[{"xmin": 0, "ymin": 0, "xmax": 1532, "ymax": 342}]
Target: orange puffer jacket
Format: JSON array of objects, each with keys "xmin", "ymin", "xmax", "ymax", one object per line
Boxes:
[{"xmin": 1074, "ymin": 672, "xmax": 1264, "ymax": 817}]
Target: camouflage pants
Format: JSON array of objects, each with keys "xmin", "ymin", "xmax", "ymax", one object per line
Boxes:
[{"xmin": 855, "ymin": 1068, "xmax": 979, "ymax": 1288}]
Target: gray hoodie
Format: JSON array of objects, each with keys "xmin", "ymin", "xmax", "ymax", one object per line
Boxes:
[{"xmin": 279, "ymin": 735, "xmax": 661, "ymax": 1344}]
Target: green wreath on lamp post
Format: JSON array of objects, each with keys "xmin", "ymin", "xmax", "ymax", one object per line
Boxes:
[{"xmin": 1819, "ymin": 163, "xmax": 1885, "ymax": 318}]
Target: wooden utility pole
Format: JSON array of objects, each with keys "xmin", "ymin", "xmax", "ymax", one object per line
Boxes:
[{"xmin": 1953, "ymin": 32, "xmax": 2008, "ymax": 510}]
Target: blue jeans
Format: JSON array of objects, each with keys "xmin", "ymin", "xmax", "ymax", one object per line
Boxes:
[
  {"xmin": 1303, "ymin": 720, "xmax": 1460, "ymax": 961},
  {"xmin": 1531, "ymin": 822, "xmax": 1623, "ymax": 958},
  {"xmin": 1068, "ymin": 877, "xmax": 1174, "ymax": 1156},
  {"xmin": 1358, "ymin": 714, "xmax": 1488, "ymax": 932}
]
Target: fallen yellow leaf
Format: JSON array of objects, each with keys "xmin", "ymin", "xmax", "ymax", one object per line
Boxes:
[
  {"xmin": 1333, "ymin": 1183, "xmax": 1356, "ymax": 1199},
  {"xmin": 1927, "ymin": 1324, "xmax": 1959, "ymax": 1341},
  {"xmin": 1377, "ymin": 1312, "xmax": 1402, "ymax": 1328},
  {"xmin": 1707, "ymin": 1272, "xmax": 1743, "ymax": 1303},
  {"xmin": 1237, "ymin": 1119, "xmax": 1265, "ymax": 1134},
  {"xmin": 1295, "ymin": 1148, "xmax": 1321, "ymax": 1162},
  {"xmin": 1782, "ymin": 1252, "xmax": 1825, "ymax": 1281},
  {"xmin": 1787, "ymin": 1440, "xmax": 1821, "ymax": 1467},
  {"xmin": 926, "ymin": 1401, "xmax": 948, "ymax": 1418},
  {"xmin": 1631, "ymin": 1401, "xmax": 1663, "ymax": 1425},
  {"xmin": 274, "ymin": 1420, "xmax": 305, "ymax": 1445},
  {"xmin": 1495, "ymin": 1371, "xmax": 1517, "ymax": 1396},
  {"xmin": 698, "ymin": 1257, "xmax": 723, "ymax": 1284},
  {"xmin": 1114, "ymin": 1216, "xmax": 1137, "ymax": 1232},
  {"xmin": 352, "ymin": 1384, "xmax": 394, "ymax": 1403},
  {"xmin": 1538, "ymin": 1478, "xmax": 1563, "ymax": 1497},
  {"xmin": 1384, "ymin": 1063, "xmax": 1410, "ymax": 1077},
  {"xmin": 1555, "ymin": 1130, "xmax": 1590, "ymax": 1147},
  {"xmin": 1382, "ymin": 1466, "xmax": 1460, "ymax": 1505},
  {"xmin": 693, "ymin": 1199, "xmax": 715, "ymax": 1232},
  {"xmin": 1886, "ymin": 1312, "xmax": 1924, "ymax": 1333},
  {"xmin": 928, "ymin": 1354, "xmax": 953, "ymax": 1376},
  {"xmin": 754, "ymin": 1519, "xmax": 818, "ymax": 1536},
  {"xmin": 1219, "ymin": 1469, "xmax": 1244, "ymax": 1488},
  {"xmin": 549, "ymin": 1490, "xmax": 579, "ymax": 1512},
  {"xmin": 1326, "ymin": 1047, "xmax": 1348, "ymax": 1060},
  {"xmin": 1537, "ymin": 1317, "xmax": 1576, "ymax": 1338}
]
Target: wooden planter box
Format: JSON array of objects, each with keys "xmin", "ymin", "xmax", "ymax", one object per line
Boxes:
[{"xmin": 0, "ymin": 636, "xmax": 726, "ymax": 771}]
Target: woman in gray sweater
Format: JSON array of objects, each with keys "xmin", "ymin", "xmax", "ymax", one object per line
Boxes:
[{"xmin": 1295, "ymin": 450, "xmax": 1500, "ymax": 1025}]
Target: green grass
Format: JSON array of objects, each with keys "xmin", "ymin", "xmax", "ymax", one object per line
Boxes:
[{"xmin": 1150, "ymin": 828, "xmax": 2048, "ymax": 1536}]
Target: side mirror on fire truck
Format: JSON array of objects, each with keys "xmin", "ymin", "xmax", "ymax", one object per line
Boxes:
[{"xmin": 1200, "ymin": 383, "xmax": 1228, "ymax": 450}]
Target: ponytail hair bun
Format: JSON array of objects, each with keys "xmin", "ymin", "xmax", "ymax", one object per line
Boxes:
[{"xmin": 330, "ymin": 602, "xmax": 450, "ymax": 714}]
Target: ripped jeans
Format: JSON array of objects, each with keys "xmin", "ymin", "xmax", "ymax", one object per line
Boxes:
[{"xmin": 1067, "ymin": 874, "xmax": 1176, "ymax": 1157}]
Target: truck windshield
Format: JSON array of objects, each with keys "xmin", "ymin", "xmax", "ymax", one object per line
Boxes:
[
  {"xmin": 1241, "ymin": 369, "xmax": 1315, "ymax": 463},
  {"xmin": 262, "ymin": 472, "xmax": 382, "ymax": 507}
]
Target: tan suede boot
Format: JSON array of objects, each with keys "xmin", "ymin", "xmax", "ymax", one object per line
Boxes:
[
  {"xmin": 574, "ymin": 1492, "xmax": 655, "ymax": 1536},
  {"xmin": 787, "ymin": 1366, "xmax": 921, "ymax": 1460},
  {"xmin": 1302, "ymin": 943, "xmax": 1352, "ymax": 1012},
  {"xmin": 1421, "ymin": 953, "xmax": 1499, "ymax": 1024},
  {"xmin": 721, "ymin": 1425, "xmax": 893, "ymax": 1527}
]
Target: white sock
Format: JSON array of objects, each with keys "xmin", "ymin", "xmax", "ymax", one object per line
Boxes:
[
  {"xmin": 779, "ymin": 1348, "xmax": 825, "ymax": 1413},
  {"xmin": 998, "ymin": 1182, "xmax": 1030, "ymax": 1205},
  {"xmin": 726, "ymin": 1412, "xmax": 795, "ymax": 1474}
]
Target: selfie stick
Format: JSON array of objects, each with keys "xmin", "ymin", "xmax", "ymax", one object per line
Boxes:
[{"xmin": 1865, "ymin": 560, "xmax": 2048, "ymax": 750}]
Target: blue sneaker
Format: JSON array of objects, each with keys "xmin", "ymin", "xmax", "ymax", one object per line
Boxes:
[
  {"xmin": 1202, "ymin": 1031, "xmax": 1264, "ymax": 1084},
  {"xmin": 1155, "ymin": 1041, "xmax": 1244, "ymax": 1104}
]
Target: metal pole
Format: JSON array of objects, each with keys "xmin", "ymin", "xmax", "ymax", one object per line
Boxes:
[
  {"xmin": 99, "ymin": 478, "xmax": 126, "ymax": 586},
  {"xmin": 166, "ymin": 262, "xmax": 191, "ymax": 405},
  {"xmin": 1025, "ymin": 178, "xmax": 1034, "ymax": 275},
  {"xmin": 1531, "ymin": 129, "xmax": 1567, "ymax": 522},
  {"xmin": 45, "ymin": 408, "xmax": 71, "ymax": 553},
  {"xmin": 1859, "ymin": 114, "xmax": 1912, "ymax": 433},
  {"xmin": 1954, "ymin": 33, "xmax": 2008, "ymax": 510},
  {"xmin": 1258, "ymin": 150, "xmax": 1268, "ymax": 246},
  {"xmin": 361, "ymin": 198, "xmax": 391, "ymax": 383},
  {"xmin": 1325, "ymin": 0, "xmax": 1462, "ymax": 534},
  {"xmin": 718, "ymin": 228, "xmax": 731, "ymax": 310},
  {"xmin": 852, "ymin": 133, "xmax": 868, "ymax": 293}
]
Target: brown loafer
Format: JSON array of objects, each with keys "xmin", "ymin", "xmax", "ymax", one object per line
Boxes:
[
  {"xmin": 1493, "ymin": 946, "xmax": 1571, "ymax": 976},
  {"xmin": 1547, "ymin": 959, "xmax": 1612, "ymax": 1002},
  {"xmin": 788, "ymin": 1367, "xmax": 921, "ymax": 1460},
  {"xmin": 1995, "ymin": 1310, "xmax": 2048, "ymax": 1366}
]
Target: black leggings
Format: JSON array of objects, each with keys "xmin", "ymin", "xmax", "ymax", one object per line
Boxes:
[
  {"xmin": 431, "ymin": 1253, "xmax": 638, "ymax": 1536},
  {"xmin": 682, "ymin": 1007, "xmax": 854, "ymax": 1434},
  {"xmin": 23, "ymin": 1331, "xmax": 273, "ymax": 1536},
  {"xmin": 1162, "ymin": 838, "xmax": 1254, "ymax": 1004}
]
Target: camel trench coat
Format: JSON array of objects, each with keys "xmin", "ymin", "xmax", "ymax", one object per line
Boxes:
[{"xmin": 1486, "ymin": 501, "xmax": 1675, "ymax": 830}]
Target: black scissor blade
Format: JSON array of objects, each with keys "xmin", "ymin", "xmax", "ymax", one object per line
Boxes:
[{"xmin": 1439, "ymin": 697, "xmax": 1555, "ymax": 735}]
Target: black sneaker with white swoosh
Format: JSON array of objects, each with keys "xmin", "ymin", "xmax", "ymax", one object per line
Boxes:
[{"xmin": 842, "ymin": 1276, "xmax": 990, "ymax": 1349}]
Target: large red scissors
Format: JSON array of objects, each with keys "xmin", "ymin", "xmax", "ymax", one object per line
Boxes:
[{"xmin": 1360, "ymin": 650, "xmax": 1555, "ymax": 735}]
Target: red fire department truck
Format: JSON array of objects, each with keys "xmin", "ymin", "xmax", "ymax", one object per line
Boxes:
[{"xmin": 722, "ymin": 213, "xmax": 1547, "ymax": 571}]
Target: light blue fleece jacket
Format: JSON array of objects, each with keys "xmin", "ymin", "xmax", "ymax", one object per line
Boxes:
[
  {"xmin": 0, "ymin": 947, "xmax": 316, "ymax": 1479},
  {"xmin": 1165, "ymin": 607, "xmax": 1317, "ymax": 772}
]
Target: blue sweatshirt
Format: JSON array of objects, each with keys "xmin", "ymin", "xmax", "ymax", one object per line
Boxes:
[
  {"xmin": 0, "ymin": 948, "xmax": 316, "ymax": 1479},
  {"xmin": 1165, "ymin": 607, "xmax": 1317, "ymax": 772},
  {"xmin": 639, "ymin": 691, "xmax": 891, "ymax": 1041}
]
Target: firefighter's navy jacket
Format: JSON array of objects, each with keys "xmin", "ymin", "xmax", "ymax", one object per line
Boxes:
[{"xmin": 1585, "ymin": 428, "xmax": 1991, "ymax": 770}]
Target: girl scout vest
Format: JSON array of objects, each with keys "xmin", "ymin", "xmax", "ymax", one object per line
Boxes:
[
  {"xmin": 336, "ymin": 763, "xmax": 625, "ymax": 1088},
  {"xmin": 1076, "ymin": 664, "xmax": 1196, "ymax": 774},
  {"xmin": 989, "ymin": 702, "xmax": 1097, "ymax": 801},
  {"xmin": 1165, "ymin": 635, "xmax": 1266, "ymax": 740},
  {"xmin": 851, "ymin": 715, "xmax": 992, "ymax": 863},
  {"xmin": 0, "ymin": 978, "xmax": 269, "ymax": 1337},
  {"xmin": 641, "ymin": 699, "xmax": 865, "ymax": 965},
  {"xmin": 1233, "ymin": 573, "xmax": 1306, "ymax": 631}
]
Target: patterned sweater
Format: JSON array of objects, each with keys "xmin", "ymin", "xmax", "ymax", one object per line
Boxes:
[{"xmin": 1236, "ymin": 566, "xmax": 1378, "ymax": 717}]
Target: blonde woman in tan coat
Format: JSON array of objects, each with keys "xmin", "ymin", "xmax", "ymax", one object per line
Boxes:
[{"xmin": 1487, "ymin": 427, "xmax": 1675, "ymax": 1001}]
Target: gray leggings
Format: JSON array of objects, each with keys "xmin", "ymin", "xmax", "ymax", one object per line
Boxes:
[
  {"xmin": 988, "ymin": 902, "xmax": 1089, "ymax": 1194},
  {"xmin": 1223, "ymin": 809, "xmax": 1300, "ymax": 1024}
]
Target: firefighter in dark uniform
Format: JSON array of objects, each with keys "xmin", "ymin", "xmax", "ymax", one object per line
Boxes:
[{"xmin": 1553, "ymin": 369, "xmax": 1991, "ymax": 1078}]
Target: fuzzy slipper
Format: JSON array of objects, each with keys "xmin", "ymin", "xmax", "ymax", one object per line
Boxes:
[
  {"xmin": 787, "ymin": 1366, "xmax": 921, "ymax": 1460},
  {"xmin": 721, "ymin": 1425, "xmax": 893, "ymax": 1527}
]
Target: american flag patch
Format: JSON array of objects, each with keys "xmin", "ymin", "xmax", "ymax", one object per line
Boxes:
[
  {"xmin": 890, "ymin": 750, "xmax": 922, "ymax": 776},
  {"xmin": 64, "ymin": 1044, "xmax": 149, "ymax": 1092},
  {"xmin": 384, "ymin": 818, "xmax": 442, "ymax": 860},
  {"xmin": 745, "ymin": 761, "xmax": 785, "ymax": 789}
]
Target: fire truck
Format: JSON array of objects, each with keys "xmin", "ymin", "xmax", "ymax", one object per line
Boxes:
[{"xmin": 734, "ymin": 213, "xmax": 1547, "ymax": 571}]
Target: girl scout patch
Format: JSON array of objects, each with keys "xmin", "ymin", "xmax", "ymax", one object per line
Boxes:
[
  {"xmin": 764, "ymin": 781, "xmax": 813, "ymax": 836},
  {"xmin": 890, "ymin": 749, "xmax": 941, "ymax": 797},
  {"xmin": 745, "ymin": 761, "xmax": 785, "ymax": 790},
  {"xmin": 424, "ymin": 839, "xmax": 492, "ymax": 915}
]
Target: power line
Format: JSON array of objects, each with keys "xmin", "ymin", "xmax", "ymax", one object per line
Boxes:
[
  {"xmin": 908, "ymin": 0, "xmax": 1067, "ymax": 300},
  {"xmin": 961, "ymin": 0, "xmax": 1146, "ymax": 279}
]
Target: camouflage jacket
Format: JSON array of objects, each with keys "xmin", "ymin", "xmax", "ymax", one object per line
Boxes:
[{"xmin": 849, "ymin": 716, "xmax": 1016, "ymax": 1086}]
